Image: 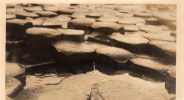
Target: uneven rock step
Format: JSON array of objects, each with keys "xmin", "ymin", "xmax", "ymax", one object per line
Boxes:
[
  {"xmin": 123, "ymin": 25, "xmax": 140, "ymax": 32},
  {"xmin": 97, "ymin": 79, "xmax": 170, "ymax": 100},
  {"xmin": 165, "ymin": 67, "xmax": 176, "ymax": 93},
  {"xmin": 97, "ymin": 16, "xmax": 119, "ymax": 22},
  {"xmin": 15, "ymin": 10, "xmax": 39, "ymax": 18},
  {"xmin": 6, "ymin": 77, "xmax": 23, "ymax": 97},
  {"xmin": 6, "ymin": 63, "xmax": 25, "ymax": 78},
  {"xmin": 68, "ymin": 18, "xmax": 96, "ymax": 30},
  {"xmin": 130, "ymin": 57, "xmax": 173, "ymax": 73},
  {"xmin": 117, "ymin": 17, "xmax": 145, "ymax": 25},
  {"xmin": 153, "ymin": 12, "xmax": 176, "ymax": 30},
  {"xmin": 149, "ymin": 40, "xmax": 176, "ymax": 55},
  {"xmin": 6, "ymin": 14, "xmax": 16, "ymax": 19},
  {"xmin": 88, "ymin": 84, "xmax": 105, "ymax": 100},
  {"xmin": 86, "ymin": 12, "xmax": 102, "ymax": 18},
  {"xmin": 71, "ymin": 12, "xmax": 87, "ymax": 19},
  {"xmin": 42, "ymin": 16, "xmax": 71, "ymax": 28},
  {"xmin": 7, "ymin": 19, "xmax": 29, "ymax": 26},
  {"xmin": 26, "ymin": 27, "xmax": 85, "ymax": 39},
  {"xmin": 23, "ymin": 6, "xmax": 43, "ymax": 12},
  {"xmin": 133, "ymin": 11, "xmax": 153, "ymax": 18},
  {"xmin": 109, "ymin": 32, "xmax": 149, "ymax": 45},
  {"xmin": 34, "ymin": 10, "xmax": 57, "ymax": 17},
  {"xmin": 145, "ymin": 17, "xmax": 160, "ymax": 25},
  {"xmin": 26, "ymin": 27, "xmax": 61, "ymax": 37},
  {"xmin": 143, "ymin": 31, "xmax": 176, "ymax": 42},
  {"xmin": 139, "ymin": 24, "xmax": 169, "ymax": 33},
  {"xmin": 92, "ymin": 22, "xmax": 121, "ymax": 33},
  {"xmin": 96, "ymin": 45, "xmax": 134, "ymax": 63},
  {"xmin": 54, "ymin": 41, "xmax": 95, "ymax": 55}
]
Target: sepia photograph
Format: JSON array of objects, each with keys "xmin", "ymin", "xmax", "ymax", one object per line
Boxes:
[{"xmin": 5, "ymin": 3, "xmax": 176, "ymax": 100}]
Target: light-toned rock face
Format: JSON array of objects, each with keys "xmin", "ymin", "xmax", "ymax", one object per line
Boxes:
[
  {"xmin": 15, "ymin": 71, "xmax": 171, "ymax": 100},
  {"xmin": 6, "ymin": 63, "xmax": 25, "ymax": 77},
  {"xmin": 6, "ymin": 4, "xmax": 176, "ymax": 100},
  {"xmin": 110, "ymin": 32, "xmax": 149, "ymax": 45},
  {"xmin": 6, "ymin": 77, "xmax": 23, "ymax": 97}
]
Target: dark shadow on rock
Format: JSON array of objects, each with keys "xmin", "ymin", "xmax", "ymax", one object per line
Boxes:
[{"xmin": 87, "ymin": 35, "xmax": 176, "ymax": 65}]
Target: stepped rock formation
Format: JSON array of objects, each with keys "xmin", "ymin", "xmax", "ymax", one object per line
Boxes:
[{"xmin": 6, "ymin": 4, "xmax": 176, "ymax": 100}]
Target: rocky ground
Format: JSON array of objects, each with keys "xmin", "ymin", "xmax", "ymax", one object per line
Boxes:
[{"xmin": 6, "ymin": 4, "xmax": 176, "ymax": 100}]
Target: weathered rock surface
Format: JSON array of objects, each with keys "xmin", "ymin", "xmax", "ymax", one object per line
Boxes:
[
  {"xmin": 6, "ymin": 63, "xmax": 25, "ymax": 78},
  {"xmin": 6, "ymin": 77, "xmax": 23, "ymax": 97},
  {"xmin": 6, "ymin": 4, "xmax": 176, "ymax": 100},
  {"xmin": 109, "ymin": 32, "xmax": 149, "ymax": 45}
]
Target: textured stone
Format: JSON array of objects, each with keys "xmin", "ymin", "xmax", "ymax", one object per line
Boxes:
[
  {"xmin": 130, "ymin": 57, "xmax": 170, "ymax": 72},
  {"xmin": 54, "ymin": 41, "xmax": 95, "ymax": 55},
  {"xmin": 139, "ymin": 25, "xmax": 167, "ymax": 33},
  {"xmin": 42, "ymin": 17, "xmax": 70, "ymax": 27},
  {"xmin": 97, "ymin": 16, "xmax": 119, "ymax": 22},
  {"xmin": 123, "ymin": 25, "xmax": 140, "ymax": 32},
  {"xmin": 7, "ymin": 19, "xmax": 29, "ymax": 26},
  {"xmin": 134, "ymin": 12, "xmax": 153, "ymax": 18},
  {"xmin": 15, "ymin": 10, "xmax": 39, "ymax": 18},
  {"xmin": 92, "ymin": 22, "xmax": 121, "ymax": 33},
  {"xmin": 24, "ymin": 6, "xmax": 43, "ymax": 12},
  {"xmin": 68, "ymin": 18, "xmax": 95, "ymax": 29},
  {"xmin": 35, "ymin": 10, "xmax": 57, "ymax": 17},
  {"xmin": 143, "ymin": 31, "xmax": 176, "ymax": 42},
  {"xmin": 86, "ymin": 12, "xmax": 102, "ymax": 18},
  {"xmin": 165, "ymin": 67, "xmax": 176, "ymax": 93},
  {"xmin": 6, "ymin": 77, "xmax": 23, "ymax": 97},
  {"xmin": 71, "ymin": 13, "xmax": 87, "ymax": 19},
  {"xmin": 6, "ymin": 14, "xmax": 16, "ymax": 19},
  {"xmin": 96, "ymin": 45, "xmax": 134, "ymax": 62},
  {"xmin": 149, "ymin": 40, "xmax": 176, "ymax": 54},
  {"xmin": 110, "ymin": 32, "xmax": 149, "ymax": 45},
  {"xmin": 6, "ymin": 63, "xmax": 25, "ymax": 78},
  {"xmin": 118, "ymin": 17, "xmax": 145, "ymax": 25},
  {"xmin": 57, "ymin": 29, "xmax": 85, "ymax": 36},
  {"xmin": 26, "ymin": 27, "xmax": 60, "ymax": 37},
  {"xmin": 97, "ymin": 79, "xmax": 170, "ymax": 100},
  {"xmin": 27, "ymin": 17, "xmax": 46, "ymax": 26}
]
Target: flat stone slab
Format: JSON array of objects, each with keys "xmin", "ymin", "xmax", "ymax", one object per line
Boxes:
[
  {"xmin": 92, "ymin": 22, "xmax": 121, "ymax": 33},
  {"xmin": 123, "ymin": 25, "xmax": 140, "ymax": 32},
  {"xmin": 26, "ymin": 27, "xmax": 61, "ymax": 37},
  {"xmin": 42, "ymin": 17, "xmax": 70, "ymax": 27},
  {"xmin": 110, "ymin": 32, "xmax": 149, "ymax": 45},
  {"xmin": 68, "ymin": 18, "xmax": 95, "ymax": 29},
  {"xmin": 35, "ymin": 10, "xmax": 57, "ymax": 17},
  {"xmin": 139, "ymin": 25, "xmax": 168, "ymax": 33},
  {"xmin": 54, "ymin": 41, "xmax": 95, "ymax": 55},
  {"xmin": 165, "ymin": 67, "xmax": 176, "ymax": 93},
  {"xmin": 97, "ymin": 79, "xmax": 170, "ymax": 100},
  {"xmin": 134, "ymin": 11, "xmax": 153, "ymax": 18},
  {"xmin": 6, "ymin": 63, "xmax": 25, "ymax": 77},
  {"xmin": 23, "ymin": 6, "xmax": 43, "ymax": 12},
  {"xmin": 149, "ymin": 40, "xmax": 176, "ymax": 54},
  {"xmin": 57, "ymin": 29, "xmax": 85, "ymax": 36},
  {"xmin": 15, "ymin": 10, "xmax": 39, "ymax": 18},
  {"xmin": 143, "ymin": 31, "xmax": 176, "ymax": 42},
  {"xmin": 27, "ymin": 17, "xmax": 46, "ymax": 26},
  {"xmin": 86, "ymin": 12, "xmax": 102, "ymax": 18},
  {"xmin": 97, "ymin": 16, "xmax": 119, "ymax": 22},
  {"xmin": 130, "ymin": 57, "xmax": 170, "ymax": 72},
  {"xmin": 117, "ymin": 17, "xmax": 145, "ymax": 25},
  {"xmin": 96, "ymin": 45, "xmax": 134, "ymax": 62},
  {"xmin": 6, "ymin": 77, "xmax": 23, "ymax": 97},
  {"xmin": 7, "ymin": 19, "xmax": 29, "ymax": 26},
  {"xmin": 6, "ymin": 14, "xmax": 16, "ymax": 19}
]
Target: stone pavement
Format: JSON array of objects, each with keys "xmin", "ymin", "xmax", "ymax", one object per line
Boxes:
[{"xmin": 6, "ymin": 4, "xmax": 176, "ymax": 100}]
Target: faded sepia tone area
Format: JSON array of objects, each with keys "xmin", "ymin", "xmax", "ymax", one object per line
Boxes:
[{"xmin": 6, "ymin": 4, "xmax": 176, "ymax": 100}]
